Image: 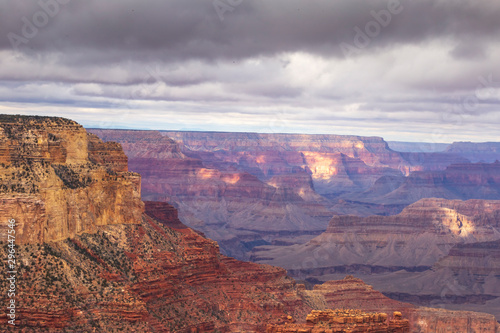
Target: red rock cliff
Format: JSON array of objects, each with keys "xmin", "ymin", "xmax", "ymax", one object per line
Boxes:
[{"xmin": 0, "ymin": 115, "xmax": 143, "ymax": 244}]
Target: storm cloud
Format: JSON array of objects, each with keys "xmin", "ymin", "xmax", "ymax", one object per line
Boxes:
[{"xmin": 0, "ymin": 0, "xmax": 499, "ymax": 142}]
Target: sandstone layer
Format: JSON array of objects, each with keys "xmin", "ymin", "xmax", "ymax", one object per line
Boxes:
[
  {"xmin": 267, "ymin": 309, "xmax": 410, "ymax": 333},
  {"xmin": 0, "ymin": 116, "xmax": 143, "ymax": 244}
]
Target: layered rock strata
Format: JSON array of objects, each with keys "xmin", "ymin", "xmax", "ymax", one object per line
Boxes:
[
  {"xmin": 252, "ymin": 198, "xmax": 500, "ymax": 270},
  {"xmin": 0, "ymin": 116, "xmax": 143, "ymax": 244},
  {"xmin": 87, "ymin": 129, "xmax": 500, "ymax": 261},
  {"xmin": 267, "ymin": 309, "xmax": 410, "ymax": 333},
  {"xmin": 445, "ymin": 142, "xmax": 500, "ymax": 163},
  {"xmin": 88, "ymin": 129, "xmax": 334, "ymax": 259}
]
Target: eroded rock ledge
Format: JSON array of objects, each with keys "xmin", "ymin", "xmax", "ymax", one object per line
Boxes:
[
  {"xmin": 267, "ymin": 309, "xmax": 410, "ymax": 333},
  {"xmin": 0, "ymin": 115, "xmax": 143, "ymax": 244}
]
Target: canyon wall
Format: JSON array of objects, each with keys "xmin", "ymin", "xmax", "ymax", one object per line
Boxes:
[
  {"xmin": 3, "ymin": 200, "xmax": 498, "ymax": 332},
  {"xmin": 89, "ymin": 129, "xmax": 334, "ymax": 259},
  {"xmin": 0, "ymin": 116, "xmax": 143, "ymax": 244}
]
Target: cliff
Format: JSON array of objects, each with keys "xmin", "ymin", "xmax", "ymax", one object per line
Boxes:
[
  {"xmin": 0, "ymin": 116, "xmax": 143, "ymax": 244},
  {"xmin": 300, "ymin": 276, "xmax": 498, "ymax": 333},
  {"xmin": 87, "ymin": 129, "xmax": 500, "ymax": 260},
  {"xmin": 267, "ymin": 309, "xmax": 410, "ymax": 333},
  {"xmin": 253, "ymin": 198, "xmax": 500, "ymax": 269}
]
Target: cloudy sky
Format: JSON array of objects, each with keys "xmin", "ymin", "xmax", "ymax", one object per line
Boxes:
[{"xmin": 1, "ymin": 0, "xmax": 499, "ymax": 142}]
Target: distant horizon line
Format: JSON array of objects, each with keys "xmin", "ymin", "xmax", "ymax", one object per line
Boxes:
[{"xmin": 86, "ymin": 127, "xmax": 478, "ymax": 145}]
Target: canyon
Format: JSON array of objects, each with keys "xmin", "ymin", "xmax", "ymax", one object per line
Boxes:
[
  {"xmin": 1, "ymin": 115, "xmax": 499, "ymax": 332},
  {"xmin": 89, "ymin": 129, "xmax": 500, "ymax": 261},
  {"xmin": 86, "ymin": 128, "xmax": 500, "ymax": 324}
]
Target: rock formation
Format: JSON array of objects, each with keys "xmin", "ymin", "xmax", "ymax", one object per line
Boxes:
[
  {"xmin": 87, "ymin": 129, "xmax": 500, "ymax": 261},
  {"xmin": 88, "ymin": 129, "xmax": 334, "ymax": 259},
  {"xmin": 354, "ymin": 161, "xmax": 500, "ymax": 206},
  {"xmin": 0, "ymin": 115, "xmax": 143, "ymax": 244},
  {"xmin": 252, "ymin": 198, "xmax": 500, "ymax": 269},
  {"xmin": 300, "ymin": 276, "xmax": 498, "ymax": 333},
  {"xmin": 266, "ymin": 309, "xmax": 409, "ymax": 333}
]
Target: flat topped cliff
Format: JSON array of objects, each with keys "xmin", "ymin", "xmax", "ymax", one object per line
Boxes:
[
  {"xmin": 162, "ymin": 130, "xmax": 391, "ymax": 151},
  {"xmin": 0, "ymin": 115, "xmax": 144, "ymax": 244}
]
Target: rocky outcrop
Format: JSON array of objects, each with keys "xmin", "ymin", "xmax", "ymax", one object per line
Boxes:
[
  {"xmin": 301, "ymin": 277, "xmax": 499, "ymax": 333},
  {"xmin": 267, "ymin": 309, "xmax": 409, "ymax": 333},
  {"xmin": 87, "ymin": 133, "xmax": 128, "ymax": 172},
  {"xmin": 0, "ymin": 115, "xmax": 143, "ymax": 244}
]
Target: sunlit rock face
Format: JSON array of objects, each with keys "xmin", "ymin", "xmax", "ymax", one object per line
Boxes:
[
  {"xmin": 87, "ymin": 130, "xmax": 411, "ymax": 259},
  {"xmin": 163, "ymin": 131, "xmax": 411, "ymax": 191},
  {"xmin": 0, "ymin": 116, "xmax": 143, "ymax": 244},
  {"xmin": 253, "ymin": 198, "xmax": 500, "ymax": 269}
]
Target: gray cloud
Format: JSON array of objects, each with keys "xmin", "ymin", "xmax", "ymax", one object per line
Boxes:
[
  {"xmin": 2, "ymin": 0, "xmax": 500, "ymax": 61},
  {"xmin": 0, "ymin": 0, "xmax": 499, "ymax": 142}
]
